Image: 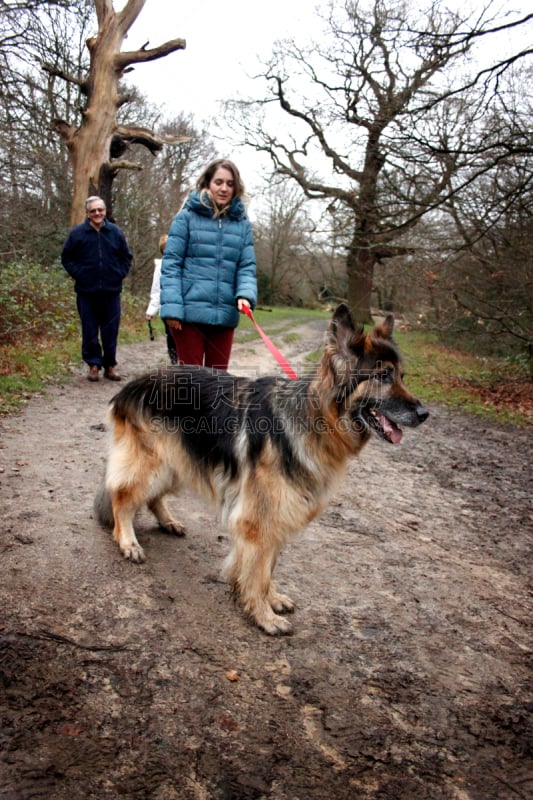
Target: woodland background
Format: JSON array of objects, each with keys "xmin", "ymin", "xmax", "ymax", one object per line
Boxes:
[{"xmin": 0, "ymin": 0, "xmax": 531, "ymax": 364}]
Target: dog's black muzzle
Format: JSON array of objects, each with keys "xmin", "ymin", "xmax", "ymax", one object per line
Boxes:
[{"xmin": 414, "ymin": 404, "xmax": 430, "ymax": 426}]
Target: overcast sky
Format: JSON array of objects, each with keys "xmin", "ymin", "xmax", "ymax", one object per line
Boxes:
[
  {"xmin": 125, "ymin": 0, "xmax": 532, "ymax": 192},
  {"xmin": 125, "ymin": 0, "xmax": 326, "ymax": 189},
  {"xmin": 127, "ymin": 0, "xmax": 319, "ymax": 117}
]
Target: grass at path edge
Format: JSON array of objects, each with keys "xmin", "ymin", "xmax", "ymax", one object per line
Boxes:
[{"xmin": 0, "ymin": 305, "xmax": 530, "ymax": 426}]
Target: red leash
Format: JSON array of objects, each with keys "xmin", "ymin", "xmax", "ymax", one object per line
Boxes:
[{"xmin": 241, "ymin": 306, "xmax": 298, "ymax": 380}]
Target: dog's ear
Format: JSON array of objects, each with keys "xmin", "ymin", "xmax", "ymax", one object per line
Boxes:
[
  {"xmin": 329, "ymin": 303, "xmax": 365, "ymax": 354},
  {"xmin": 319, "ymin": 303, "xmax": 365, "ymax": 390},
  {"xmin": 332, "ymin": 303, "xmax": 355, "ymax": 331},
  {"xmin": 371, "ymin": 314, "xmax": 394, "ymax": 340}
]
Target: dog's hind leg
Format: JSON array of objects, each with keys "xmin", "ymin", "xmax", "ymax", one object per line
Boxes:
[
  {"xmin": 111, "ymin": 487, "xmax": 146, "ymax": 564},
  {"xmin": 104, "ymin": 424, "xmax": 158, "ymax": 564},
  {"xmin": 147, "ymin": 495, "xmax": 186, "ymax": 537},
  {"xmin": 94, "ymin": 460, "xmax": 144, "ymax": 559}
]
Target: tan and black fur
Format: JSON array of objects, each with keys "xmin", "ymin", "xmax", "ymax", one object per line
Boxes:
[{"xmin": 95, "ymin": 304, "xmax": 428, "ymax": 634}]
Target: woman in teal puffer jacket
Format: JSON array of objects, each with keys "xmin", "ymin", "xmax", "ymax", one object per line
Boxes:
[{"xmin": 160, "ymin": 159, "xmax": 258, "ymax": 370}]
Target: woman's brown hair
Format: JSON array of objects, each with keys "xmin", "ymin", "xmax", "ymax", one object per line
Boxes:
[
  {"xmin": 196, "ymin": 159, "xmax": 245, "ymax": 217},
  {"xmin": 196, "ymin": 159, "xmax": 244, "ymax": 197}
]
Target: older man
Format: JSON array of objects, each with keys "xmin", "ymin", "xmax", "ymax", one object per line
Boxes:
[{"xmin": 61, "ymin": 197, "xmax": 132, "ymax": 381}]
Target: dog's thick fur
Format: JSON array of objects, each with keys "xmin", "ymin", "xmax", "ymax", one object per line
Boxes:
[{"xmin": 95, "ymin": 304, "xmax": 428, "ymax": 634}]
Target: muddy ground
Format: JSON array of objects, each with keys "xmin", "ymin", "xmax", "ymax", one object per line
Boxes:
[{"xmin": 0, "ymin": 318, "xmax": 531, "ymax": 800}]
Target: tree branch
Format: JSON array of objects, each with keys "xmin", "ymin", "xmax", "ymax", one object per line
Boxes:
[
  {"xmin": 453, "ymin": 291, "xmax": 532, "ymax": 346},
  {"xmin": 116, "ymin": 0, "xmax": 147, "ymax": 35},
  {"xmin": 94, "ymin": 0, "xmax": 115, "ymax": 28},
  {"xmin": 273, "ymin": 76, "xmax": 363, "ymax": 183},
  {"xmin": 41, "ymin": 61, "xmax": 87, "ymax": 93},
  {"xmin": 114, "ymin": 123, "xmax": 190, "ymax": 155},
  {"xmin": 115, "ymin": 37, "xmax": 186, "ymax": 71},
  {"xmin": 106, "ymin": 159, "xmax": 143, "ymax": 172}
]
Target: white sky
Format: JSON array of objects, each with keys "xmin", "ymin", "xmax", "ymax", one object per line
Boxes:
[
  {"xmin": 125, "ymin": 0, "xmax": 324, "ymax": 189},
  {"xmin": 125, "ymin": 0, "xmax": 532, "ymax": 193},
  {"xmin": 126, "ymin": 0, "xmax": 320, "ymax": 118}
]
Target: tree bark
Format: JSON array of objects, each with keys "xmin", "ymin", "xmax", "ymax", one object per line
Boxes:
[
  {"xmin": 51, "ymin": 0, "xmax": 186, "ymax": 225},
  {"xmin": 346, "ymin": 234, "xmax": 374, "ymax": 325}
]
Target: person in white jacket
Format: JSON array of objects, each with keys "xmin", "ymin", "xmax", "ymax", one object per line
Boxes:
[{"xmin": 145, "ymin": 234, "xmax": 177, "ymax": 363}]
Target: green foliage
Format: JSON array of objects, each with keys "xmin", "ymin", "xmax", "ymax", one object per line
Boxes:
[
  {"xmin": 395, "ymin": 331, "xmax": 530, "ymax": 425},
  {"xmin": 438, "ymin": 315, "xmax": 533, "ymax": 363},
  {"xmin": 235, "ymin": 305, "xmax": 328, "ymax": 338},
  {"xmin": 0, "ymin": 340, "xmax": 81, "ymax": 414},
  {"xmin": 283, "ymin": 333, "xmax": 301, "ymax": 344},
  {"xmin": 0, "ymin": 260, "xmax": 78, "ymax": 345},
  {"xmin": 0, "ymin": 259, "xmax": 148, "ymax": 413}
]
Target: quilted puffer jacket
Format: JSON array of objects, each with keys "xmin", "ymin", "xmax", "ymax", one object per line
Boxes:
[{"xmin": 160, "ymin": 191, "xmax": 257, "ymax": 328}]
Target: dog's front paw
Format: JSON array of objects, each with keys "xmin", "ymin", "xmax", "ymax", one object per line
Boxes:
[
  {"xmin": 122, "ymin": 543, "xmax": 145, "ymax": 563},
  {"xmin": 262, "ymin": 614, "xmax": 293, "ymax": 636},
  {"xmin": 163, "ymin": 520, "xmax": 186, "ymax": 537},
  {"xmin": 256, "ymin": 611, "xmax": 293, "ymax": 636},
  {"xmin": 269, "ymin": 592, "xmax": 295, "ymax": 614}
]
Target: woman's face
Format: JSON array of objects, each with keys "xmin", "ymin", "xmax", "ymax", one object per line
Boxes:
[{"xmin": 209, "ymin": 167, "xmax": 235, "ymax": 208}]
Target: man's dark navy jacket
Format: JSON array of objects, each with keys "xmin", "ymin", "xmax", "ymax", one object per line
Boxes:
[{"xmin": 61, "ymin": 218, "xmax": 132, "ymax": 294}]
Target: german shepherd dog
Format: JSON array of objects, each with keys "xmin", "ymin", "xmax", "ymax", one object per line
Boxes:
[{"xmin": 95, "ymin": 304, "xmax": 428, "ymax": 634}]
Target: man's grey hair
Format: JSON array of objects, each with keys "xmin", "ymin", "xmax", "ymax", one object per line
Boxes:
[{"xmin": 85, "ymin": 196, "xmax": 106, "ymax": 211}]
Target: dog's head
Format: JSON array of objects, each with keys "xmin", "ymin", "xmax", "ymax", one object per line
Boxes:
[{"xmin": 318, "ymin": 303, "xmax": 429, "ymax": 445}]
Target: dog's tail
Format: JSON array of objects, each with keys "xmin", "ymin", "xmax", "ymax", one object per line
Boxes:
[
  {"xmin": 109, "ymin": 372, "xmax": 159, "ymax": 430},
  {"xmin": 93, "ymin": 376, "xmax": 157, "ymax": 529},
  {"xmin": 94, "ymin": 475, "xmax": 114, "ymax": 529}
]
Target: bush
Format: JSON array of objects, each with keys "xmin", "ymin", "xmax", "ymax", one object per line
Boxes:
[{"xmin": 0, "ymin": 259, "xmax": 78, "ymax": 345}]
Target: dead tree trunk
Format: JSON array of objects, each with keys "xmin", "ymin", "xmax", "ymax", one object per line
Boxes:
[{"xmin": 48, "ymin": 0, "xmax": 187, "ymax": 225}]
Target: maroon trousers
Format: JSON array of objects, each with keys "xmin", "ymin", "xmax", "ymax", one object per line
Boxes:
[{"xmin": 170, "ymin": 322, "xmax": 235, "ymax": 371}]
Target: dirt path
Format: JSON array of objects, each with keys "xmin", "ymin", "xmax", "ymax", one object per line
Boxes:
[{"xmin": 1, "ymin": 321, "xmax": 531, "ymax": 800}]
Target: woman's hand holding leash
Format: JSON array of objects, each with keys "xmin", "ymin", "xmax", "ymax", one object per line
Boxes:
[{"xmin": 239, "ymin": 303, "xmax": 298, "ymax": 380}]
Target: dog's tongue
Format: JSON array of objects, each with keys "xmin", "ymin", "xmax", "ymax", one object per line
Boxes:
[{"xmin": 378, "ymin": 413, "xmax": 403, "ymax": 444}]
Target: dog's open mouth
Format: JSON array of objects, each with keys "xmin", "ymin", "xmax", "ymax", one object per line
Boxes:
[{"xmin": 366, "ymin": 409, "xmax": 403, "ymax": 444}]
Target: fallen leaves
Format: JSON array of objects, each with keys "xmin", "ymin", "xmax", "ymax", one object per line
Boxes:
[{"xmin": 56, "ymin": 722, "xmax": 84, "ymax": 737}]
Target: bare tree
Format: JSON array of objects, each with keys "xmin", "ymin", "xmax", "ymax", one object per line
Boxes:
[
  {"xmin": 114, "ymin": 102, "xmax": 217, "ymax": 292},
  {"xmin": 252, "ymin": 179, "xmax": 318, "ymax": 304},
  {"xmin": 0, "ymin": 0, "xmax": 91, "ymax": 262},
  {"xmin": 227, "ymin": 0, "xmax": 532, "ymax": 323},
  {"xmin": 440, "ymin": 109, "xmax": 533, "ymax": 355},
  {"xmin": 45, "ymin": 0, "xmax": 187, "ymax": 224},
  {"xmin": 0, "ymin": 1, "xmax": 217, "ymax": 272}
]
